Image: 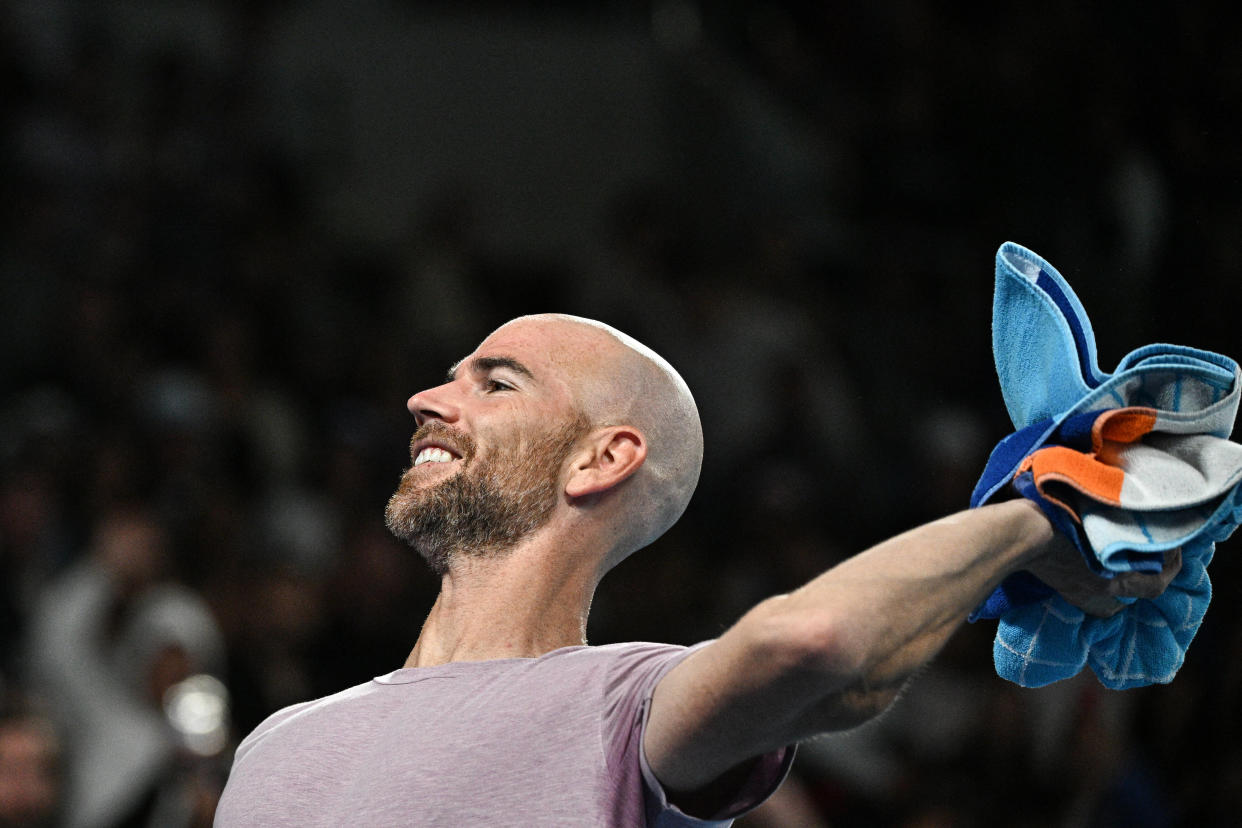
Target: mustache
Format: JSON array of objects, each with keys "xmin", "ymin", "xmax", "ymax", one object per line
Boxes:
[{"xmin": 409, "ymin": 422, "xmax": 476, "ymax": 462}]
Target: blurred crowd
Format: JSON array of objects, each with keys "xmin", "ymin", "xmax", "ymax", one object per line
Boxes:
[{"xmin": 2, "ymin": 2, "xmax": 1241, "ymax": 827}]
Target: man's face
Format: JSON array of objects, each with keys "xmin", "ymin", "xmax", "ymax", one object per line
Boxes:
[{"xmin": 384, "ymin": 320, "xmax": 592, "ymax": 573}]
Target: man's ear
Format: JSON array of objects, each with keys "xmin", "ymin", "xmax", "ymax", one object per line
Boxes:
[{"xmin": 565, "ymin": 426, "xmax": 647, "ymax": 498}]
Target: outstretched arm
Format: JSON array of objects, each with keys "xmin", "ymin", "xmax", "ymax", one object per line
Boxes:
[{"xmin": 644, "ymin": 499, "xmax": 1176, "ymax": 798}]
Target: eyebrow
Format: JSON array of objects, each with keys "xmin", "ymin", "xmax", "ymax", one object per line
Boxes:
[{"xmin": 445, "ymin": 355, "xmax": 536, "ymax": 383}]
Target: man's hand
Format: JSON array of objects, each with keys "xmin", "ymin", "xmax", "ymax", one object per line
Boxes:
[{"xmin": 1025, "ymin": 527, "xmax": 1183, "ymax": 617}]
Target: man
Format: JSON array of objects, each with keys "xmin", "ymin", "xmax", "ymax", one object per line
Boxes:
[{"xmin": 216, "ymin": 314, "xmax": 1178, "ymax": 826}]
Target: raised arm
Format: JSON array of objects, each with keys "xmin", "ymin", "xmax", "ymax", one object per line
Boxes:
[{"xmin": 644, "ymin": 499, "xmax": 1176, "ymax": 799}]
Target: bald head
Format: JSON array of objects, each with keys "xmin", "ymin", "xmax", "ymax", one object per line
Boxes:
[{"xmin": 487, "ymin": 314, "xmax": 704, "ymax": 564}]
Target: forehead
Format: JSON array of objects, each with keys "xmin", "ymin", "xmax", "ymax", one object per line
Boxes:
[
  {"xmin": 474, "ymin": 318, "xmax": 617, "ymax": 373},
  {"xmin": 461, "ymin": 317, "xmax": 620, "ymax": 401}
]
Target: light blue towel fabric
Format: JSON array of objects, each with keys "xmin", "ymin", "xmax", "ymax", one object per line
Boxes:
[{"xmin": 972, "ymin": 242, "xmax": 1242, "ymax": 689}]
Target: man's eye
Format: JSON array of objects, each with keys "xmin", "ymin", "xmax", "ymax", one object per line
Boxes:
[{"xmin": 485, "ymin": 379, "xmax": 513, "ymax": 392}]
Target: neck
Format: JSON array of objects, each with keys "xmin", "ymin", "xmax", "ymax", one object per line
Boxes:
[{"xmin": 403, "ymin": 539, "xmax": 601, "ymax": 668}]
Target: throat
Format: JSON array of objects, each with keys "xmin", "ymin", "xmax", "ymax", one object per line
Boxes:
[{"xmin": 405, "ymin": 560, "xmax": 594, "ymax": 667}]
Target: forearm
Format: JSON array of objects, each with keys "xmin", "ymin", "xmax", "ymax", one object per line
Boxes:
[{"xmin": 779, "ymin": 498, "xmax": 1051, "ymax": 699}]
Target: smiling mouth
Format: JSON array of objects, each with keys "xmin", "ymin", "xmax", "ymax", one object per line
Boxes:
[{"xmin": 412, "ymin": 446, "xmax": 462, "ymax": 467}]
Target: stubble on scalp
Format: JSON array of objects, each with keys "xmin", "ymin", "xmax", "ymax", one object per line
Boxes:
[{"xmin": 384, "ymin": 414, "xmax": 591, "ymax": 575}]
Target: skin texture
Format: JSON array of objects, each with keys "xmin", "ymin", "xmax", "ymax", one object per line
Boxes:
[{"xmin": 388, "ymin": 314, "xmax": 1180, "ymax": 809}]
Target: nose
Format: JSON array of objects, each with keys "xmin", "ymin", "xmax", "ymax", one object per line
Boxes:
[{"xmin": 407, "ymin": 381, "xmax": 461, "ymax": 426}]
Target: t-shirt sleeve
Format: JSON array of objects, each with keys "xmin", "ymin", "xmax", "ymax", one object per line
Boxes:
[{"xmin": 601, "ymin": 642, "xmax": 796, "ymax": 828}]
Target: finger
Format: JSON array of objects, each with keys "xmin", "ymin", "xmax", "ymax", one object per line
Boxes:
[
  {"xmin": 1108, "ymin": 573, "xmax": 1165, "ymax": 600},
  {"xmin": 1163, "ymin": 547, "xmax": 1183, "ymax": 579},
  {"xmin": 1108, "ymin": 549, "xmax": 1182, "ymax": 601},
  {"xmin": 1078, "ymin": 593, "xmax": 1126, "ymax": 619}
]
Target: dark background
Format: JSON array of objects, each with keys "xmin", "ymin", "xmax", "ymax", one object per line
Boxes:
[{"xmin": 2, "ymin": 2, "xmax": 1240, "ymax": 826}]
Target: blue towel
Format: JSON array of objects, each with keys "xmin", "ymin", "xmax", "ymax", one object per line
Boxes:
[{"xmin": 970, "ymin": 242, "xmax": 1242, "ymax": 689}]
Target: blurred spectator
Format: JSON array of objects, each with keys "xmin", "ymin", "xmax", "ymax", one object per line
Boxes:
[
  {"xmin": 0, "ymin": 694, "xmax": 62, "ymax": 828},
  {"xmin": 24, "ymin": 507, "xmax": 227, "ymax": 828}
]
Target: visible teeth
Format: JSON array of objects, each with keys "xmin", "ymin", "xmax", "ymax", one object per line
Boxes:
[{"xmin": 414, "ymin": 447, "xmax": 455, "ymax": 467}]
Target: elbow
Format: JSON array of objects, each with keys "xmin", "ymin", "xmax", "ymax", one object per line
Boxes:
[
  {"xmin": 742, "ymin": 596, "xmax": 900, "ymax": 732},
  {"xmin": 742, "ymin": 595, "xmax": 871, "ymax": 694}
]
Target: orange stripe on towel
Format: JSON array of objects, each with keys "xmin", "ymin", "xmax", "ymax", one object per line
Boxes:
[
  {"xmin": 1017, "ymin": 446, "xmax": 1126, "ymax": 508},
  {"xmin": 1092, "ymin": 407, "xmax": 1158, "ymax": 449}
]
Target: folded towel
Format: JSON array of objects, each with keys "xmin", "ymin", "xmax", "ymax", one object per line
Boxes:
[{"xmin": 970, "ymin": 242, "xmax": 1242, "ymax": 689}]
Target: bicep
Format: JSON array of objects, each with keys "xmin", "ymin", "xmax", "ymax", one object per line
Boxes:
[{"xmin": 643, "ymin": 596, "xmax": 880, "ymax": 793}]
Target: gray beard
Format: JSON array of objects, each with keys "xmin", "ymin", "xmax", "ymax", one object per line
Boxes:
[{"xmin": 383, "ymin": 417, "xmax": 588, "ymax": 575}]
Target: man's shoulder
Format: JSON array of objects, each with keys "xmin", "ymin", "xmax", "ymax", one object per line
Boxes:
[
  {"xmin": 534, "ymin": 640, "xmax": 706, "ymax": 678},
  {"xmin": 532, "ymin": 641, "xmax": 714, "ymax": 705},
  {"xmin": 234, "ymin": 679, "xmax": 376, "ymax": 753},
  {"xmin": 546, "ymin": 640, "xmax": 692, "ymax": 662}
]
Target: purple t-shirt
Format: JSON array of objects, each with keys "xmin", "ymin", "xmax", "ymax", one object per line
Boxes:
[{"xmin": 215, "ymin": 642, "xmax": 793, "ymax": 827}]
